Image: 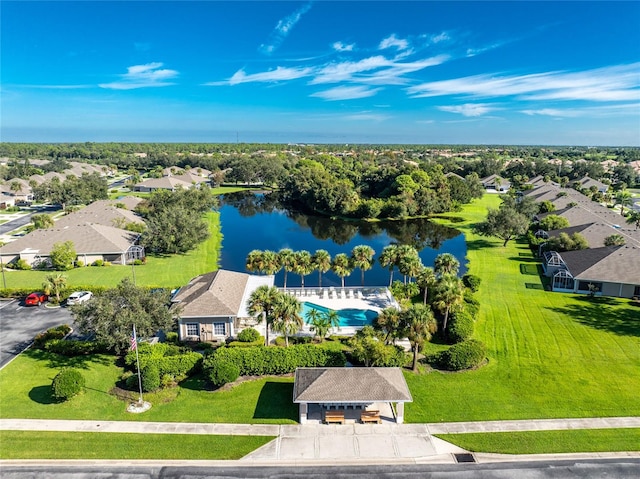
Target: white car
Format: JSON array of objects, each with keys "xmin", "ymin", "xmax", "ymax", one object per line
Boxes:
[{"xmin": 67, "ymin": 291, "xmax": 93, "ymax": 305}]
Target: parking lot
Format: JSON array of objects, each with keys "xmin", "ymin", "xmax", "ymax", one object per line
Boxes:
[{"xmin": 0, "ymin": 299, "xmax": 74, "ymax": 368}]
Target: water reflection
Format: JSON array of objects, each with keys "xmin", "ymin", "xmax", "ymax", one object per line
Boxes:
[{"xmin": 219, "ymin": 192, "xmax": 466, "ymax": 287}]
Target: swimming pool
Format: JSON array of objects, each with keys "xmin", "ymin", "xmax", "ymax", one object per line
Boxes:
[{"xmin": 301, "ymin": 302, "xmax": 378, "ymax": 327}]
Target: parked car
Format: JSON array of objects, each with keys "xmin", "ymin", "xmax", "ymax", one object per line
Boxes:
[
  {"xmin": 66, "ymin": 291, "xmax": 93, "ymax": 305},
  {"xmin": 25, "ymin": 292, "xmax": 48, "ymax": 306}
]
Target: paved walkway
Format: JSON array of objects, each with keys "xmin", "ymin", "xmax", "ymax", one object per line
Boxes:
[{"xmin": 2, "ymin": 417, "xmax": 639, "ymax": 463}]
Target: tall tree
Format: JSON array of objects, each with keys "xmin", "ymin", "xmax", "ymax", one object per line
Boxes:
[
  {"xmin": 272, "ymin": 293, "xmax": 303, "ymax": 347},
  {"xmin": 262, "ymin": 250, "xmax": 281, "ymax": 276},
  {"xmin": 434, "ymin": 253, "xmax": 460, "ymax": 277},
  {"xmin": 49, "ymin": 241, "xmax": 76, "ymax": 270},
  {"xmin": 331, "ymin": 253, "xmax": 353, "ymax": 288},
  {"xmin": 312, "ymin": 249, "xmax": 331, "ymax": 287},
  {"xmin": 615, "ymin": 190, "xmax": 633, "ymax": 215},
  {"xmin": 396, "ymin": 244, "xmax": 421, "ymax": 284},
  {"xmin": 278, "ymin": 248, "xmax": 295, "ymax": 289},
  {"xmin": 402, "ymin": 304, "xmax": 437, "ymax": 371},
  {"xmin": 71, "ymin": 278, "xmax": 176, "ymax": 355},
  {"xmin": 378, "ymin": 244, "xmax": 400, "ymax": 287},
  {"xmin": 374, "ymin": 307, "xmax": 403, "ymax": 344},
  {"xmin": 626, "ymin": 210, "xmax": 640, "ymax": 230},
  {"xmin": 31, "ymin": 213, "xmax": 54, "ymax": 230},
  {"xmin": 292, "ymin": 250, "xmax": 313, "ymax": 288},
  {"xmin": 350, "ymin": 245, "xmax": 375, "ymax": 286},
  {"xmin": 245, "ymin": 249, "xmax": 264, "ymax": 274},
  {"xmin": 246, "ymin": 285, "xmax": 280, "ymax": 346},
  {"xmin": 474, "ymin": 206, "xmax": 529, "ymax": 246},
  {"xmin": 416, "ymin": 266, "xmax": 437, "ymax": 305},
  {"xmin": 433, "ymin": 274, "xmax": 465, "ymax": 333}
]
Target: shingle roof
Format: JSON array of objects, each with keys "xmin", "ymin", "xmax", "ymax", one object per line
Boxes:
[
  {"xmin": 172, "ymin": 270, "xmax": 251, "ymax": 317},
  {"xmin": 114, "ymin": 196, "xmax": 145, "ymax": 210},
  {"xmin": 559, "ymin": 246, "xmax": 640, "ymax": 284},
  {"xmin": 293, "ymin": 368, "xmax": 412, "ymax": 403},
  {"xmin": 54, "ymin": 200, "xmax": 144, "ymax": 228},
  {"xmin": 0, "ymin": 224, "xmax": 139, "ymax": 256},
  {"xmin": 548, "ymin": 223, "xmax": 640, "ymax": 248},
  {"xmin": 135, "ymin": 177, "xmax": 193, "ymax": 190}
]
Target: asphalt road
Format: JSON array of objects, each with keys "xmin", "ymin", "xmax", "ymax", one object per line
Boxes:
[
  {"xmin": 0, "ymin": 300, "xmax": 74, "ymax": 368},
  {"xmin": 0, "ymin": 205, "xmax": 60, "ymax": 236},
  {"xmin": 1, "ymin": 460, "xmax": 639, "ymax": 478}
]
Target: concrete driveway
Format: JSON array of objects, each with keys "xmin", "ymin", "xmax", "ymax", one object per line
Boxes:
[{"xmin": 0, "ymin": 299, "xmax": 74, "ymax": 368}]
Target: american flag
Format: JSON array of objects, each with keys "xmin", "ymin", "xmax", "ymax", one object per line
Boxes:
[{"xmin": 130, "ymin": 326, "xmax": 137, "ymax": 351}]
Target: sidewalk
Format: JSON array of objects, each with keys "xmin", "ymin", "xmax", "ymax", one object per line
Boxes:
[{"xmin": 2, "ymin": 417, "xmax": 639, "ymax": 463}]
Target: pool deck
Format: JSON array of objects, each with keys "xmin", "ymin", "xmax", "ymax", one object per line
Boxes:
[{"xmin": 280, "ymin": 286, "xmax": 399, "ymax": 336}]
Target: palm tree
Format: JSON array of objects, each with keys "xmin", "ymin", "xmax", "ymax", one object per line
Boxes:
[
  {"xmin": 311, "ymin": 249, "xmax": 331, "ymax": 287},
  {"xmin": 615, "ymin": 190, "xmax": 633, "ymax": 216},
  {"xmin": 307, "ymin": 313, "xmax": 331, "ymax": 342},
  {"xmin": 246, "ymin": 249, "xmax": 263, "ymax": 274},
  {"xmin": 416, "ymin": 266, "xmax": 437, "ymax": 305},
  {"xmin": 378, "ymin": 244, "xmax": 400, "ymax": 287},
  {"xmin": 350, "ymin": 245, "xmax": 375, "ymax": 286},
  {"xmin": 433, "ymin": 274, "xmax": 465, "ymax": 333},
  {"xmin": 403, "ymin": 304, "xmax": 437, "ymax": 371},
  {"xmin": 626, "ymin": 210, "xmax": 640, "ymax": 230},
  {"xmin": 331, "ymin": 253, "xmax": 353, "ymax": 288},
  {"xmin": 42, "ymin": 273, "xmax": 67, "ymax": 304},
  {"xmin": 324, "ymin": 309, "xmax": 341, "ymax": 332},
  {"xmin": 278, "ymin": 248, "xmax": 295, "ymax": 289},
  {"xmin": 434, "ymin": 253, "xmax": 460, "ymax": 277},
  {"xmin": 292, "ymin": 250, "xmax": 313, "ymax": 288},
  {"xmin": 262, "ymin": 250, "xmax": 281, "ymax": 276},
  {"xmin": 374, "ymin": 306, "xmax": 402, "ymax": 344},
  {"xmin": 246, "ymin": 285, "xmax": 280, "ymax": 346},
  {"xmin": 272, "ymin": 293, "xmax": 303, "ymax": 347},
  {"xmin": 396, "ymin": 244, "xmax": 420, "ymax": 284}
]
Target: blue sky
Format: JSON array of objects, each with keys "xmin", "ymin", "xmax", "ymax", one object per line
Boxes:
[{"xmin": 2, "ymin": 1, "xmax": 639, "ymax": 145}]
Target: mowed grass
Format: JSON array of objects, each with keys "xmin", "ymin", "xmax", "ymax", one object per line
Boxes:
[
  {"xmin": 0, "ymin": 431, "xmax": 274, "ymax": 459},
  {"xmin": 2, "ymin": 211, "xmax": 221, "ymax": 289},
  {"xmin": 406, "ymin": 194, "xmax": 640, "ymax": 422},
  {"xmin": 0, "ymin": 349, "xmax": 298, "ymax": 424},
  {"xmin": 436, "ymin": 429, "xmax": 640, "ymax": 454}
]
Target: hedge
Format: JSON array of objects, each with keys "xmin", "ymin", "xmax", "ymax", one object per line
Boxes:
[
  {"xmin": 237, "ymin": 327, "xmax": 260, "ymax": 342},
  {"xmin": 439, "ymin": 339, "xmax": 487, "ymax": 371},
  {"xmin": 44, "ymin": 339, "xmax": 111, "ymax": 356},
  {"xmin": 203, "ymin": 344, "xmax": 346, "ymax": 378},
  {"xmin": 227, "ymin": 337, "xmax": 265, "ymax": 348},
  {"xmin": 141, "ymin": 363, "xmax": 161, "ymax": 392},
  {"xmin": 124, "ymin": 343, "xmax": 202, "ymax": 380},
  {"xmin": 209, "ymin": 360, "xmax": 240, "ymax": 387},
  {"xmin": 33, "ymin": 324, "xmax": 72, "ymax": 349}
]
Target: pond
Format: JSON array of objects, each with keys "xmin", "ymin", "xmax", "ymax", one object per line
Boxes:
[{"xmin": 218, "ymin": 192, "xmax": 467, "ymax": 288}]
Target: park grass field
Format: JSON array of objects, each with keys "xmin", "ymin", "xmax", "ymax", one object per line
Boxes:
[
  {"xmin": 1, "ymin": 211, "xmax": 221, "ymax": 290},
  {"xmin": 0, "ymin": 431, "xmax": 274, "ymax": 459},
  {"xmin": 436, "ymin": 429, "xmax": 640, "ymax": 454},
  {"xmin": 405, "ymin": 194, "xmax": 640, "ymax": 422}
]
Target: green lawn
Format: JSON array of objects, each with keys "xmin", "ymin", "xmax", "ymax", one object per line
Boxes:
[
  {"xmin": 406, "ymin": 194, "xmax": 640, "ymax": 422},
  {"xmin": 0, "ymin": 349, "xmax": 298, "ymax": 424},
  {"xmin": 0, "ymin": 431, "xmax": 274, "ymax": 459},
  {"xmin": 1, "ymin": 211, "xmax": 222, "ymax": 290},
  {"xmin": 436, "ymin": 429, "xmax": 640, "ymax": 454}
]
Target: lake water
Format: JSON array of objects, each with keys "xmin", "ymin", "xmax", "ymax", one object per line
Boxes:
[{"xmin": 218, "ymin": 192, "xmax": 467, "ymax": 288}]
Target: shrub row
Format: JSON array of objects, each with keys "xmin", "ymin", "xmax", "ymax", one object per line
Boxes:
[
  {"xmin": 44, "ymin": 339, "xmax": 111, "ymax": 356},
  {"xmin": 203, "ymin": 344, "xmax": 346, "ymax": 383},
  {"xmin": 124, "ymin": 343, "xmax": 202, "ymax": 380},
  {"xmin": 33, "ymin": 325, "xmax": 72, "ymax": 349},
  {"xmin": 446, "ymin": 308, "xmax": 475, "ymax": 344},
  {"xmin": 227, "ymin": 337, "xmax": 265, "ymax": 348},
  {"xmin": 274, "ymin": 336, "xmax": 312, "ymax": 346}
]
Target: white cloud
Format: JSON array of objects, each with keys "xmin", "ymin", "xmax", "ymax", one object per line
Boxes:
[
  {"xmin": 343, "ymin": 112, "xmax": 389, "ymax": 121},
  {"xmin": 220, "ymin": 66, "xmax": 313, "ymax": 86},
  {"xmin": 408, "ymin": 63, "xmax": 640, "ymax": 102},
  {"xmin": 332, "ymin": 41, "xmax": 355, "ymax": 52},
  {"xmin": 430, "ymin": 32, "xmax": 450, "ymax": 44},
  {"xmin": 379, "ymin": 34, "xmax": 410, "ymax": 51},
  {"xmin": 438, "ymin": 103, "xmax": 498, "ymax": 117},
  {"xmin": 99, "ymin": 62, "xmax": 178, "ymax": 90},
  {"xmin": 259, "ymin": 2, "xmax": 312, "ymax": 55},
  {"xmin": 522, "ymin": 102, "xmax": 640, "ymax": 118},
  {"xmin": 521, "ymin": 108, "xmax": 581, "ymax": 118},
  {"xmin": 311, "ymin": 56, "xmax": 392, "ymax": 84},
  {"xmin": 310, "ymin": 85, "xmax": 383, "ymax": 101}
]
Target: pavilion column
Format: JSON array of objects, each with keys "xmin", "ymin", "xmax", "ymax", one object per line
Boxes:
[
  {"xmin": 299, "ymin": 403, "xmax": 308, "ymax": 424},
  {"xmin": 396, "ymin": 402, "xmax": 404, "ymax": 424}
]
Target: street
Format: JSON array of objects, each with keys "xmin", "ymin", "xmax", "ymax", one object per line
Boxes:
[{"xmin": 0, "ymin": 300, "xmax": 74, "ymax": 368}]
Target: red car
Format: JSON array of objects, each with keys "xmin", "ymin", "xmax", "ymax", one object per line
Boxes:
[{"xmin": 25, "ymin": 292, "xmax": 48, "ymax": 306}]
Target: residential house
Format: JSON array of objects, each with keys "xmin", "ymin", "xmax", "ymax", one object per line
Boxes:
[
  {"xmin": 171, "ymin": 270, "xmax": 275, "ymax": 342},
  {"xmin": 54, "ymin": 199, "xmax": 145, "ymax": 229},
  {"xmin": 133, "ymin": 176, "xmax": 194, "ymax": 193},
  {"xmin": 480, "ymin": 174, "xmax": 511, "ymax": 192}
]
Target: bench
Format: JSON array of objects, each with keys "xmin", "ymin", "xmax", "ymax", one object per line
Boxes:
[
  {"xmin": 360, "ymin": 410, "xmax": 381, "ymax": 424},
  {"xmin": 324, "ymin": 411, "xmax": 345, "ymax": 424}
]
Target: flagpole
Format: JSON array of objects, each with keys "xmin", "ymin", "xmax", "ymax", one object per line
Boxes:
[{"xmin": 133, "ymin": 324, "xmax": 143, "ymax": 404}]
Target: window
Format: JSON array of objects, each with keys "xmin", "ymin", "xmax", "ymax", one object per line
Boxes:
[
  {"xmin": 186, "ymin": 323, "xmax": 199, "ymax": 336},
  {"xmin": 578, "ymin": 281, "xmax": 602, "ymax": 292},
  {"xmin": 634, "ymin": 286, "xmax": 640, "ymax": 296},
  {"xmin": 213, "ymin": 322, "xmax": 225, "ymax": 335}
]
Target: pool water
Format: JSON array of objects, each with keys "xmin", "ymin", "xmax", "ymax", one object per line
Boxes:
[{"xmin": 301, "ymin": 302, "xmax": 378, "ymax": 327}]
